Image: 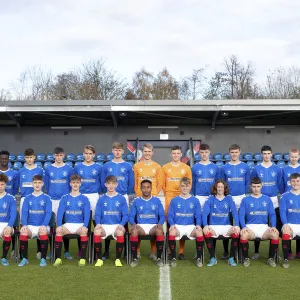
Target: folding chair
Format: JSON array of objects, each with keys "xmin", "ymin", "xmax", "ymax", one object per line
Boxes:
[{"xmin": 53, "ymin": 211, "xmax": 92, "ymax": 264}]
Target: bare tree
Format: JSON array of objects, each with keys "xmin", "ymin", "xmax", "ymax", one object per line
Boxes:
[
  {"xmin": 203, "ymin": 72, "xmax": 229, "ymax": 99},
  {"xmin": 0, "ymin": 89, "xmax": 12, "ymax": 101}
]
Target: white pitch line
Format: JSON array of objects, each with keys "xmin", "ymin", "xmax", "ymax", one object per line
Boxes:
[{"xmin": 159, "ymin": 265, "xmax": 172, "ymax": 300}]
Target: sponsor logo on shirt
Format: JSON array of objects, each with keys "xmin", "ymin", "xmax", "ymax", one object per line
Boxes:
[
  {"xmin": 2, "ymin": 203, "xmax": 7, "ymax": 209},
  {"xmin": 250, "ymin": 211, "xmax": 267, "ymax": 215},
  {"xmin": 29, "ymin": 210, "xmax": 45, "ymax": 214}
]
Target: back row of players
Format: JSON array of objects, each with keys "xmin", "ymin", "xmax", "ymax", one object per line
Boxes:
[{"xmin": 0, "ymin": 143, "xmax": 299, "ymax": 268}]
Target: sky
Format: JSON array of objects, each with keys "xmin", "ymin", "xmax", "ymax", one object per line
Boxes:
[{"xmin": 1, "ymin": 0, "xmax": 300, "ymax": 94}]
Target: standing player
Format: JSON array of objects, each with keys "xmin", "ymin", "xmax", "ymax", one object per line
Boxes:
[
  {"xmin": 101, "ymin": 142, "xmax": 134, "ymax": 259},
  {"xmin": 44, "ymin": 146, "xmax": 74, "ymax": 259},
  {"xmin": 0, "ymin": 150, "xmax": 19, "ymax": 196},
  {"xmin": 168, "ymin": 177, "xmax": 203, "ymax": 267},
  {"xmin": 18, "ymin": 175, "xmax": 52, "ymax": 267},
  {"xmin": 280, "ymin": 173, "xmax": 300, "ymax": 268},
  {"xmin": 250, "ymin": 145, "xmax": 284, "ymax": 259},
  {"xmin": 219, "ymin": 144, "xmax": 250, "ymax": 259},
  {"xmin": 162, "ymin": 145, "xmax": 192, "ymax": 260},
  {"xmin": 0, "ymin": 174, "xmax": 17, "ymax": 266},
  {"xmin": 74, "ymin": 145, "xmax": 102, "ymax": 220},
  {"xmin": 18, "ymin": 148, "xmax": 44, "ymax": 259},
  {"xmin": 93, "ymin": 175, "xmax": 128, "ymax": 267},
  {"xmin": 133, "ymin": 143, "xmax": 163, "ymax": 259},
  {"xmin": 239, "ymin": 177, "xmax": 279, "ymax": 267},
  {"xmin": 53, "ymin": 174, "xmax": 91, "ymax": 267},
  {"xmin": 202, "ymin": 180, "xmax": 240, "ymax": 267},
  {"xmin": 282, "ymin": 148, "xmax": 300, "ymax": 259},
  {"xmin": 192, "ymin": 143, "xmax": 220, "ymax": 208},
  {"xmin": 129, "ymin": 180, "xmax": 165, "ymax": 267}
]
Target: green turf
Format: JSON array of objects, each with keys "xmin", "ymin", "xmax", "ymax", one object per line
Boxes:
[{"xmin": 2, "ymin": 240, "xmax": 300, "ymax": 300}]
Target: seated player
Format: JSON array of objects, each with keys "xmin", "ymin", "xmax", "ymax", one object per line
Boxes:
[
  {"xmin": 0, "ymin": 174, "xmax": 17, "ymax": 266},
  {"xmin": 18, "ymin": 175, "xmax": 52, "ymax": 267},
  {"xmin": 129, "ymin": 179, "xmax": 165, "ymax": 267},
  {"xmin": 53, "ymin": 174, "xmax": 91, "ymax": 267},
  {"xmin": 93, "ymin": 175, "xmax": 128, "ymax": 267},
  {"xmin": 202, "ymin": 180, "xmax": 240, "ymax": 267},
  {"xmin": 280, "ymin": 173, "xmax": 300, "ymax": 269},
  {"xmin": 168, "ymin": 177, "xmax": 204, "ymax": 267},
  {"xmin": 239, "ymin": 176, "xmax": 279, "ymax": 267}
]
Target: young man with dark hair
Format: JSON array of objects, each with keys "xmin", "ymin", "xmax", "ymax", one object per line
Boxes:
[
  {"xmin": 282, "ymin": 149, "xmax": 300, "ymax": 259},
  {"xmin": 168, "ymin": 177, "xmax": 203, "ymax": 267},
  {"xmin": 100, "ymin": 142, "xmax": 134, "ymax": 259},
  {"xmin": 44, "ymin": 146, "xmax": 74, "ymax": 259},
  {"xmin": 280, "ymin": 173, "xmax": 300, "ymax": 268},
  {"xmin": 162, "ymin": 146, "xmax": 192, "ymax": 260},
  {"xmin": 129, "ymin": 180, "xmax": 165, "ymax": 267},
  {"xmin": 18, "ymin": 175, "xmax": 52, "ymax": 267},
  {"xmin": 18, "ymin": 148, "xmax": 44, "ymax": 260},
  {"xmin": 239, "ymin": 177, "xmax": 279, "ymax": 267},
  {"xmin": 250, "ymin": 145, "xmax": 284, "ymax": 259},
  {"xmin": 0, "ymin": 174, "xmax": 17, "ymax": 266},
  {"xmin": 219, "ymin": 144, "xmax": 250, "ymax": 259},
  {"xmin": 53, "ymin": 174, "xmax": 91, "ymax": 267},
  {"xmin": 0, "ymin": 150, "xmax": 19, "ymax": 196},
  {"xmin": 133, "ymin": 143, "xmax": 163, "ymax": 260},
  {"xmin": 93, "ymin": 175, "xmax": 128, "ymax": 267}
]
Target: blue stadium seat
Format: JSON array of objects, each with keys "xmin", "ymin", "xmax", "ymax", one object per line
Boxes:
[
  {"xmin": 277, "ymin": 161, "xmax": 286, "ymax": 168},
  {"xmin": 13, "ymin": 161, "xmax": 23, "ymax": 170},
  {"xmin": 216, "ymin": 161, "xmax": 224, "ymax": 167},
  {"xmin": 106, "ymin": 153, "xmax": 114, "ymax": 161},
  {"xmin": 46, "ymin": 154, "xmax": 54, "ymax": 162},
  {"xmin": 43, "ymin": 161, "xmax": 52, "ymax": 169},
  {"xmin": 66, "ymin": 153, "xmax": 75, "ymax": 161},
  {"xmin": 96, "ymin": 153, "xmax": 105, "ymax": 161},
  {"xmin": 126, "ymin": 153, "xmax": 135, "ymax": 161},
  {"xmin": 36, "ymin": 153, "xmax": 45, "ymax": 162},
  {"xmin": 76, "ymin": 154, "xmax": 84, "ymax": 161},
  {"xmin": 223, "ymin": 153, "xmax": 231, "ymax": 161},
  {"xmin": 273, "ymin": 152, "xmax": 283, "ymax": 161},
  {"xmin": 243, "ymin": 152, "xmax": 253, "ymax": 161},
  {"xmin": 283, "ymin": 153, "xmax": 289, "ymax": 161},
  {"xmin": 194, "ymin": 153, "xmax": 201, "ymax": 162},
  {"xmin": 213, "ymin": 153, "xmax": 223, "ymax": 161},
  {"xmin": 96, "ymin": 161, "xmax": 104, "ymax": 166},
  {"xmin": 9, "ymin": 154, "xmax": 16, "ymax": 162},
  {"xmin": 246, "ymin": 160, "xmax": 255, "ymax": 169},
  {"xmin": 74, "ymin": 161, "xmax": 81, "ymax": 166},
  {"xmin": 16, "ymin": 154, "xmax": 24, "ymax": 162},
  {"xmin": 65, "ymin": 161, "xmax": 73, "ymax": 167},
  {"xmin": 35, "ymin": 162, "xmax": 43, "ymax": 168},
  {"xmin": 253, "ymin": 153, "xmax": 262, "ymax": 161}
]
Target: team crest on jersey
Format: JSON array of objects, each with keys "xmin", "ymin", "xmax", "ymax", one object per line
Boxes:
[
  {"xmin": 198, "ymin": 170, "xmax": 202, "ymax": 175},
  {"xmin": 79, "ymin": 170, "xmax": 83, "ymax": 175},
  {"xmin": 271, "ymin": 171, "xmax": 276, "ymax": 178},
  {"xmin": 250, "ymin": 203, "xmax": 254, "ymax": 207},
  {"xmin": 63, "ymin": 171, "xmax": 68, "ymax": 177},
  {"xmin": 262, "ymin": 201, "xmax": 267, "ymax": 207},
  {"xmin": 151, "ymin": 204, "xmax": 156, "ymax": 211},
  {"xmin": 190, "ymin": 203, "xmax": 194, "ymax": 209},
  {"xmin": 213, "ymin": 204, "xmax": 217, "ymax": 208},
  {"xmin": 152, "ymin": 169, "xmax": 156, "ymax": 174},
  {"xmin": 168, "ymin": 169, "xmax": 172, "ymax": 173},
  {"xmin": 2, "ymin": 202, "xmax": 7, "ymax": 209},
  {"xmin": 121, "ymin": 168, "xmax": 126, "ymax": 173},
  {"xmin": 22, "ymin": 175, "xmax": 26, "ymax": 178},
  {"xmin": 240, "ymin": 169, "xmax": 245, "ymax": 174},
  {"xmin": 140, "ymin": 206, "xmax": 143, "ymax": 210},
  {"xmin": 227, "ymin": 170, "xmax": 231, "ymax": 175},
  {"xmin": 40, "ymin": 200, "xmax": 45, "ymax": 206},
  {"xmin": 290, "ymin": 200, "xmax": 293, "ymax": 205},
  {"xmin": 259, "ymin": 173, "xmax": 264, "ymax": 178},
  {"xmin": 115, "ymin": 201, "xmax": 120, "ymax": 207},
  {"xmin": 288, "ymin": 173, "xmax": 291, "ymax": 177},
  {"xmin": 50, "ymin": 172, "xmax": 54, "ymax": 177},
  {"xmin": 224, "ymin": 203, "xmax": 228, "ymax": 209},
  {"xmin": 77, "ymin": 201, "xmax": 83, "ymax": 207},
  {"xmin": 181, "ymin": 169, "xmax": 185, "ymax": 175},
  {"xmin": 8, "ymin": 176, "xmax": 12, "ymax": 181},
  {"xmin": 92, "ymin": 169, "xmax": 97, "ymax": 175},
  {"xmin": 108, "ymin": 168, "xmax": 113, "ymax": 172},
  {"xmin": 67, "ymin": 201, "xmax": 70, "ymax": 206},
  {"xmin": 177, "ymin": 204, "xmax": 181, "ymax": 208},
  {"xmin": 209, "ymin": 169, "xmax": 214, "ymax": 175},
  {"xmin": 139, "ymin": 168, "xmax": 143, "ymax": 172}
]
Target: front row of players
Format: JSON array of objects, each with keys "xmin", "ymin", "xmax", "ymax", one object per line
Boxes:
[{"xmin": 1, "ymin": 172, "xmax": 300, "ymax": 268}]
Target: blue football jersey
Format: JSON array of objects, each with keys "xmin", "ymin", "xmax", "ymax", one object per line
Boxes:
[
  {"xmin": 280, "ymin": 191, "xmax": 300, "ymax": 225},
  {"xmin": 239, "ymin": 194, "xmax": 276, "ymax": 228},
  {"xmin": 282, "ymin": 165, "xmax": 300, "ymax": 192},
  {"xmin": 202, "ymin": 195, "xmax": 239, "ymax": 226},
  {"xmin": 129, "ymin": 196, "xmax": 165, "ymax": 225},
  {"xmin": 101, "ymin": 161, "xmax": 134, "ymax": 195},
  {"xmin": 168, "ymin": 195, "xmax": 201, "ymax": 226},
  {"xmin": 22, "ymin": 193, "xmax": 52, "ymax": 226},
  {"xmin": 19, "ymin": 165, "xmax": 44, "ymax": 197},
  {"xmin": 0, "ymin": 169, "xmax": 19, "ymax": 196},
  {"xmin": 0, "ymin": 193, "xmax": 17, "ymax": 227},
  {"xmin": 44, "ymin": 164, "xmax": 74, "ymax": 200},
  {"xmin": 192, "ymin": 162, "xmax": 220, "ymax": 196},
  {"xmin": 74, "ymin": 162, "xmax": 102, "ymax": 194},
  {"xmin": 95, "ymin": 193, "xmax": 128, "ymax": 226}
]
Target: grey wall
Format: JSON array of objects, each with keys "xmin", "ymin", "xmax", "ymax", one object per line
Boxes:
[{"xmin": 1, "ymin": 125, "xmax": 299, "ymax": 154}]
